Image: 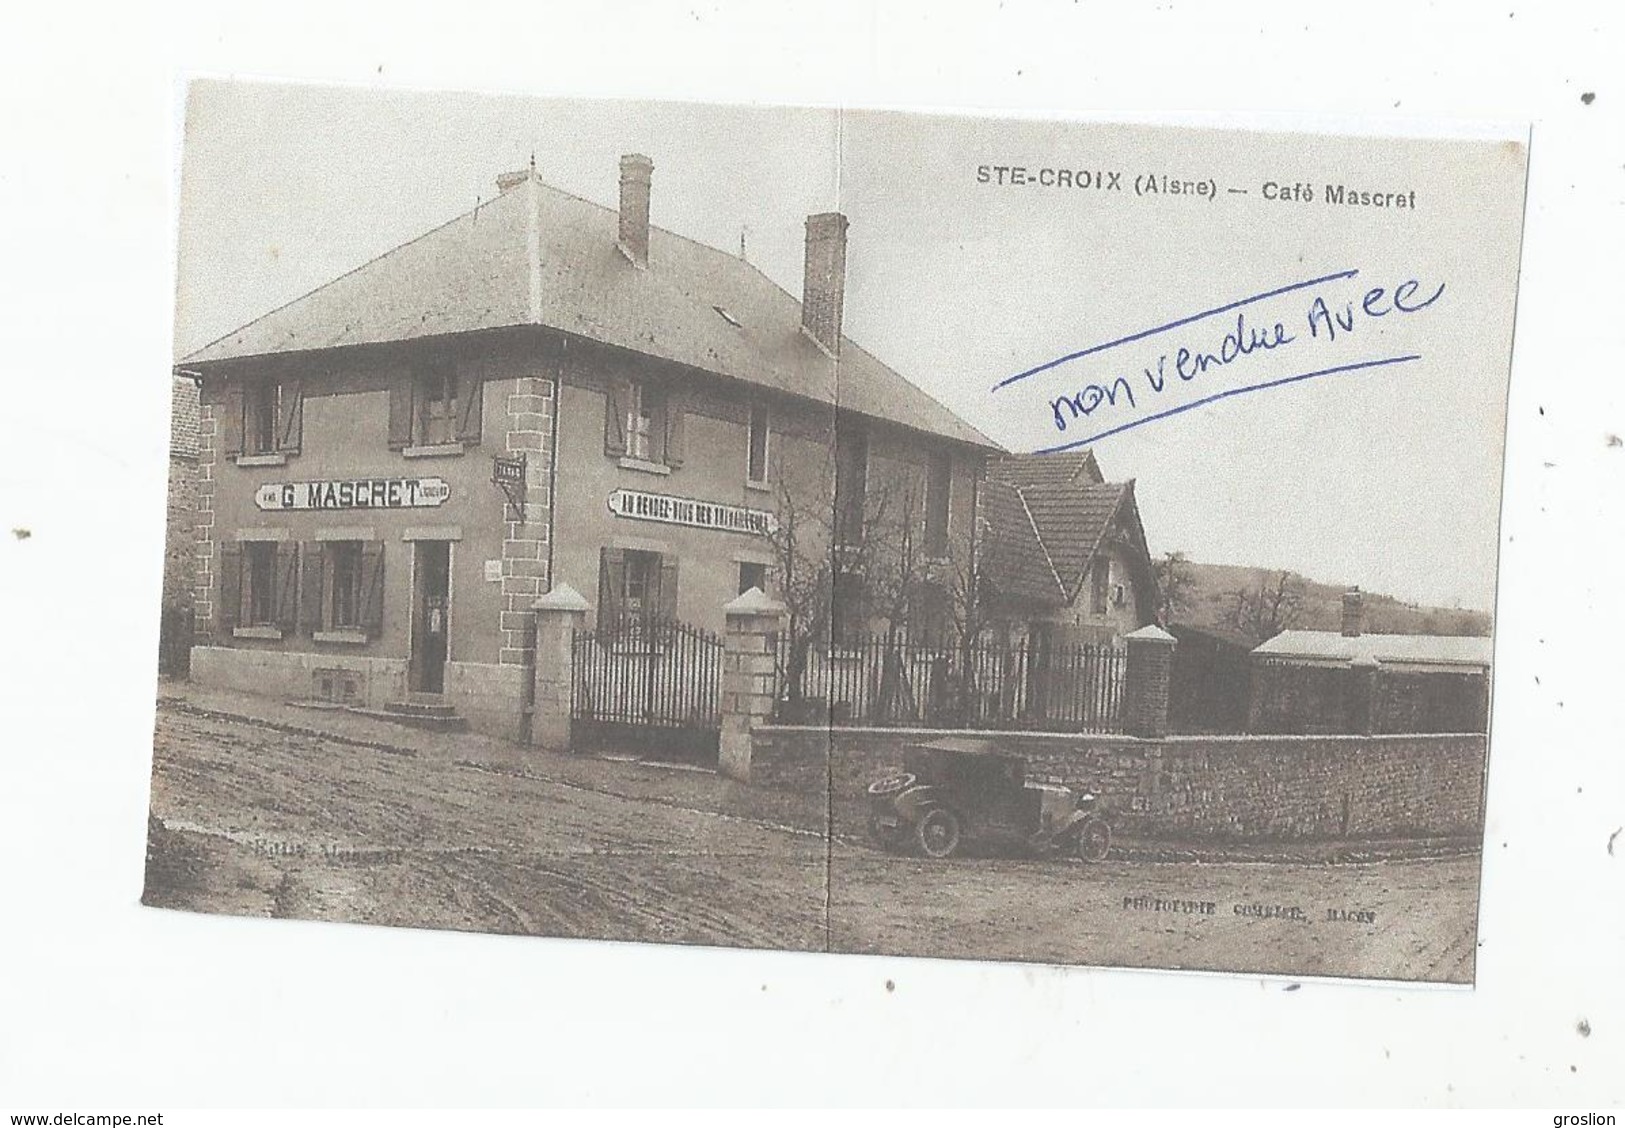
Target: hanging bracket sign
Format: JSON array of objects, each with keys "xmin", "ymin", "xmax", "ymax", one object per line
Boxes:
[
  {"xmin": 492, "ymin": 453, "xmax": 527, "ymax": 518},
  {"xmin": 255, "ymin": 477, "xmax": 450, "ymax": 511}
]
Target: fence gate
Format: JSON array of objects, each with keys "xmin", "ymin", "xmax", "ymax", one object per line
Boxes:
[{"xmin": 570, "ymin": 616, "xmax": 724, "ymax": 764}]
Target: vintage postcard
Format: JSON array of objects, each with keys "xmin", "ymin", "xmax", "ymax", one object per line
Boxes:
[{"xmin": 146, "ymin": 81, "xmax": 1526, "ymax": 983}]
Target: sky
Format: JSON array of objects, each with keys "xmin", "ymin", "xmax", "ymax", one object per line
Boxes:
[{"xmin": 174, "ymin": 81, "xmax": 1526, "ymax": 612}]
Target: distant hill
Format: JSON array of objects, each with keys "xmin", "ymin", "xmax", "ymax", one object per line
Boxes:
[{"xmin": 1171, "ymin": 560, "xmax": 1493, "ymax": 644}]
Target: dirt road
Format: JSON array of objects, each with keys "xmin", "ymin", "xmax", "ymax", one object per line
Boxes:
[{"xmin": 144, "ymin": 693, "xmax": 1481, "ymax": 982}]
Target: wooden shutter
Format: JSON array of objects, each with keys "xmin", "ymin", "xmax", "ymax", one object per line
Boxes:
[
  {"xmin": 218, "ymin": 542, "xmax": 243, "ymax": 631},
  {"xmin": 387, "ymin": 374, "xmax": 414, "ymax": 450},
  {"xmin": 300, "ymin": 541, "xmax": 325, "ymax": 633},
  {"xmin": 597, "ymin": 547, "xmax": 625, "ymax": 633},
  {"xmin": 603, "ymin": 381, "xmax": 628, "ymax": 456},
  {"xmin": 220, "ymin": 385, "xmax": 245, "ymax": 458},
  {"xmin": 663, "ymin": 392, "xmax": 685, "ymax": 468},
  {"xmin": 277, "ymin": 379, "xmax": 304, "ymax": 453},
  {"xmin": 276, "ymin": 542, "xmax": 300, "ymax": 633},
  {"xmin": 658, "ymin": 555, "xmax": 680, "ymax": 623},
  {"xmin": 455, "ymin": 368, "xmax": 484, "ymax": 444},
  {"xmin": 359, "ymin": 542, "xmax": 385, "ymax": 637}
]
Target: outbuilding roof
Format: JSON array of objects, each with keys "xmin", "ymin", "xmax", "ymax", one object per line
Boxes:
[
  {"xmin": 980, "ymin": 477, "xmax": 1067, "ymax": 606},
  {"xmin": 1252, "ymin": 630, "xmax": 1493, "ymax": 668},
  {"xmin": 181, "ymin": 168, "xmax": 997, "ymax": 451}
]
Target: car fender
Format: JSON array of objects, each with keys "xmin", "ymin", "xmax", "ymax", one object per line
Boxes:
[
  {"xmin": 1061, "ymin": 810, "xmax": 1105, "ymax": 839},
  {"xmin": 894, "ymin": 784, "xmax": 945, "ymax": 822}
]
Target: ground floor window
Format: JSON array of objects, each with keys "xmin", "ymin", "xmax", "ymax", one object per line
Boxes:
[
  {"xmin": 738, "ymin": 561, "xmax": 768, "ymax": 596},
  {"xmin": 246, "ymin": 542, "xmax": 277, "ymax": 625},
  {"xmin": 299, "ymin": 540, "xmax": 386, "ymax": 637},
  {"xmin": 597, "ymin": 547, "xmax": 679, "ymax": 634}
]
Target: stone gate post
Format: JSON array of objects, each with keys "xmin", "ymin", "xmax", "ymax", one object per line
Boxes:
[
  {"xmin": 1123, "ymin": 624, "xmax": 1176, "ymax": 739},
  {"xmin": 719, "ymin": 587, "xmax": 788, "ymax": 782},
  {"xmin": 530, "ymin": 582, "xmax": 591, "ymax": 751}
]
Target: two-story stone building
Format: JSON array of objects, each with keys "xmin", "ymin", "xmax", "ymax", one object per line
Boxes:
[{"xmin": 180, "ymin": 156, "xmax": 997, "ymax": 740}]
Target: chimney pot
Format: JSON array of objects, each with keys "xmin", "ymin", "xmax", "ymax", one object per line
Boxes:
[
  {"xmin": 1341, "ymin": 587, "xmax": 1365, "ymax": 637},
  {"xmin": 801, "ymin": 211, "xmax": 849, "ymax": 356},
  {"xmin": 618, "ymin": 153, "xmax": 654, "ymax": 269}
]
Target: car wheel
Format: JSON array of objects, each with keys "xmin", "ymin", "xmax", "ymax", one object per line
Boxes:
[
  {"xmin": 915, "ymin": 808, "xmax": 962, "ymax": 858},
  {"xmin": 1075, "ymin": 816, "xmax": 1111, "ymax": 863}
]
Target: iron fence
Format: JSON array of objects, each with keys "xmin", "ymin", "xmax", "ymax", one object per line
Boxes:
[
  {"xmin": 774, "ymin": 632, "xmax": 1126, "ymax": 732},
  {"xmin": 571, "ymin": 615, "xmax": 724, "ymax": 729}
]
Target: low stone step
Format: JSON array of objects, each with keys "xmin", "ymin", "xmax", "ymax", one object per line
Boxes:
[
  {"xmin": 382, "ymin": 699, "xmax": 459, "ymax": 718},
  {"xmin": 353, "ymin": 702, "xmax": 469, "ymax": 733}
]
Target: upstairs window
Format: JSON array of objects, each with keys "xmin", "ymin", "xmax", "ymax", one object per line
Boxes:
[
  {"xmin": 387, "ymin": 358, "xmax": 483, "ymax": 451},
  {"xmin": 925, "ymin": 451, "xmax": 952, "ymax": 557},
  {"xmin": 747, "ymin": 402, "xmax": 770, "ymax": 485},
  {"xmin": 221, "ymin": 378, "xmax": 303, "ymax": 459},
  {"xmin": 834, "ymin": 421, "xmax": 868, "ymax": 547},
  {"xmin": 416, "ymin": 362, "xmax": 460, "ymax": 446},
  {"xmin": 247, "ymin": 383, "xmax": 281, "ymax": 455},
  {"xmin": 604, "ymin": 379, "xmax": 684, "ymax": 469}
]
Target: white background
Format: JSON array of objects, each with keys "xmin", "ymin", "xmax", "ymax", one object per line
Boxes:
[{"xmin": 1, "ymin": 0, "xmax": 1621, "ymax": 1109}]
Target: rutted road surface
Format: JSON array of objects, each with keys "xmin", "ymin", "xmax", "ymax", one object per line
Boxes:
[{"xmin": 144, "ymin": 691, "xmax": 1481, "ymax": 981}]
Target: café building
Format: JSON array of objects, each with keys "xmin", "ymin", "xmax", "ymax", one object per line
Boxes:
[{"xmin": 180, "ymin": 156, "xmax": 998, "ymax": 739}]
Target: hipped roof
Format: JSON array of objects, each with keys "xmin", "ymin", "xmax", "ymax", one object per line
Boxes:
[{"xmin": 182, "ymin": 169, "xmax": 997, "ymax": 451}]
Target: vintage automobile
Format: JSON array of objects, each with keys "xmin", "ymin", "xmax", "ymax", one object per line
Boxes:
[{"xmin": 866, "ymin": 740, "xmax": 1112, "ymax": 861}]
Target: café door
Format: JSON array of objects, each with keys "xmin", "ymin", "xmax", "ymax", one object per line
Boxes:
[{"xmin": 411, "ymin": 541, "xmax": 451, "ymax": 694}]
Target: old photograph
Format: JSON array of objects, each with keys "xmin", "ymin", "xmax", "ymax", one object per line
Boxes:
[{"xmin": 145, "ymin": 81, "xmax": 1527, "ymax": 982}]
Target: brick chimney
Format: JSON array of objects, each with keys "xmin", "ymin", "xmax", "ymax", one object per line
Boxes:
[
  {"xmin": 617, "ymin": 153, "xmax": 654, "ymax": 268},
  {"xmin": 1341, "ymin": 587, "xmax": 1365, "ymax": 638},
  {"xmin": 801, "ymin": 211, "xmax": 849, "ymax": 356}
]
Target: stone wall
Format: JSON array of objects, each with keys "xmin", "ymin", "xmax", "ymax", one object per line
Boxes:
[{"xmin": 750, "ymin": 724, "xmax": 1488, "ymax": 843}]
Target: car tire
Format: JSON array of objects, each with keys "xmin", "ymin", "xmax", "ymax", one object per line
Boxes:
[
  {"xmin": 915, "ymin": 808, "xmax": 962, "ymax": 859},
  {"xmin": 1075, "ymin": 816, "xmax": 1111, "ymax": 863}
]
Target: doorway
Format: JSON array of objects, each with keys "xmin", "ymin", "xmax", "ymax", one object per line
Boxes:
[{"xmin": 411, "ymin": 540, "xmax": 451, "ymax": 694}]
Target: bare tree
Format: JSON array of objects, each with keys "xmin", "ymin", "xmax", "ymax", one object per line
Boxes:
[
  {"xmin": 1153, "ymin": 550, "xmax": 1196, "ymax": 625},
  {"xmin": 1232, "ymin": 570, "xmax": 1303, "ymax": 642}
]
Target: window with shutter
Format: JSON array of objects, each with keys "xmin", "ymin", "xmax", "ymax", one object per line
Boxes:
[
  {"xmin": 747, "ymin": 402, "xmax": 770, "ymax": 484},
  {"xmin": 657, "ymin": 555, "xmax": 679, "ymax": 622},
  {"xmin": 277, "ymin": 379, "xmax": 304, "ymax": 454},
  {"xmin": 597, "ymin": 547, "xmax": 627, "ymax": 633},
  {"xmin": 387, "ymin": 375, "xmax": 414, "ymax": 450},
  {"xmin": 455, "ymin": 368, "xmax": 484, "ymax": 444},
  {"xmin": 276, "ymin": 542, "xmax": 300, "ymax": 633},
  {"xmin": 218, "ymin": 542, "xmax": 243, "ymax": 630},
  {"xmin": 328, "ymin": 542, "xmax": 365, "ymax": 629},
  {"xmin": 245, "ymin": 382, "xmax": 282, "ymax": 455},
  {"xmin": 220, "ymin": 386, "xmax": 245, "ymax": 458},
  {"xmin": 245, "ymin": 542, "xmax": 278, "ymax": 626},
  {"xmin": 300, "ymin": 541, "xmax": 325, "ymax": 633},
  {"xmin": 603, "ymin": 382, "xmax": 628, "ymax": 456},
  {"xmin": 359, "ymin": 542, "xmax": 386, "ymax": 637}
]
